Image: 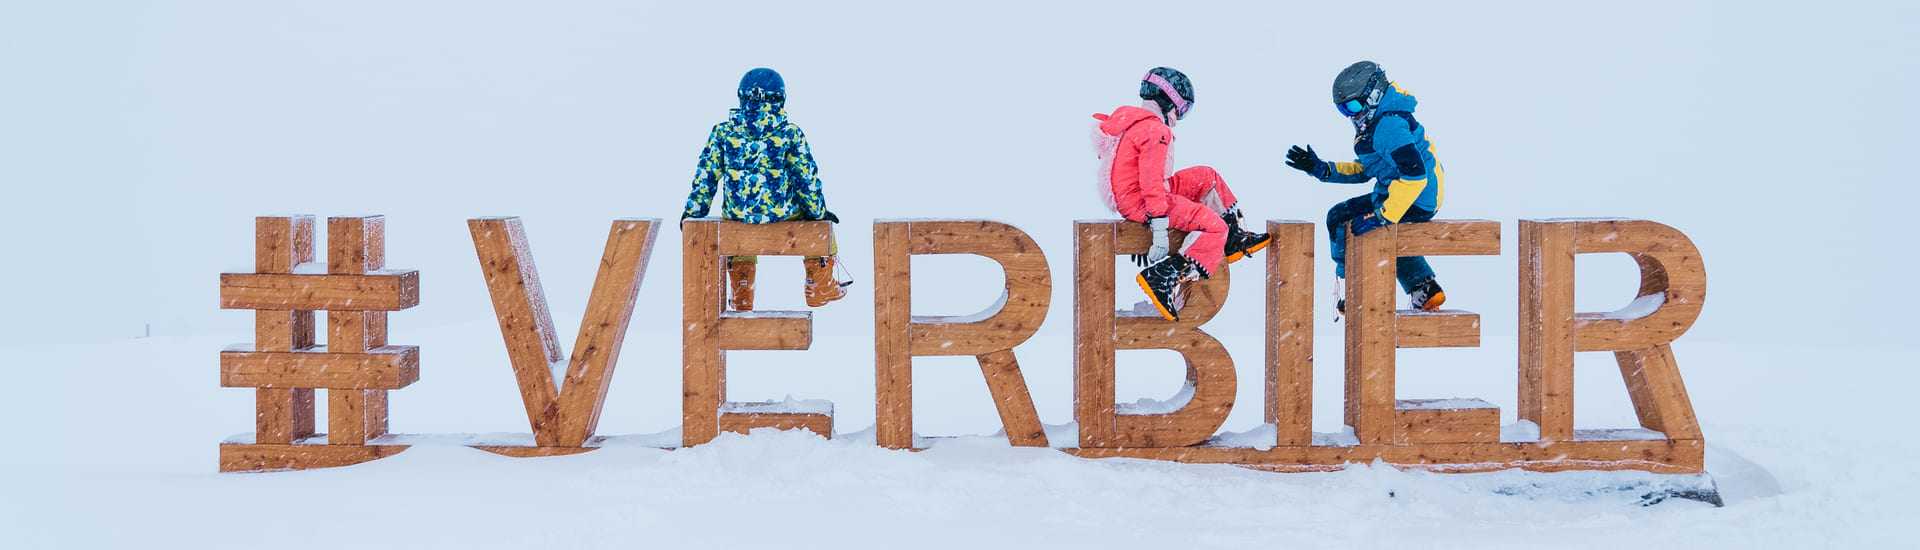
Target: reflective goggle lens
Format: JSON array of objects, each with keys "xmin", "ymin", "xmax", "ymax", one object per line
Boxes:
[{"xmin": 1337, "ymin": 98, "xmax": 1367, "ymax": 117}]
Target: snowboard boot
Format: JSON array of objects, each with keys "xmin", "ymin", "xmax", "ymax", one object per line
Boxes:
[
  {"xmin": 1135, "ymin": 254, "xmax": 1200, "ymax": 322},
  {"xmin": 805, "ymin": 255, "xmax": 849, "ymax": 307},
  {"xmin": 1409, "ymin": 277, "xmax": 1446, "ymax": 311},
  {"xmin": 725, "ymin": 259, "xmax": 756, "ymax": 312},
  {"xmin": 1221, "ymin": 209, "xmax": 1272, "ymax": 263}
]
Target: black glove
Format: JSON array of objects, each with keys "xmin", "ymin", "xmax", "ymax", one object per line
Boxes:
[
  {"xmin": 818, "ymin": 210, "xmax": 840, "ymax": 224},
  {"xmin": 679, "ymin": 212, "xmax": 693, "ymax": 229},
  {"xmin": 1285, "ymin": 145, "xmax": 1327, "ymax": 178}
]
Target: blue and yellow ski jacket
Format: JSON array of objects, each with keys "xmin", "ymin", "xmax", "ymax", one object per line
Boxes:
[
  {"xmin": 683, "ymin": 103, "xmax": 828, "ymax": 224},
  {"xmin": 1316, "ymin": 82, "xmax": 1445, "ymax": 223}
]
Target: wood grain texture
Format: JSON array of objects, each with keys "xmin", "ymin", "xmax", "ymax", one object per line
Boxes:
[
  {"xmin": 1569, "ymin": 219, "xmax": 1707, "ymax": 352},
  {"xmin": 221, "ymin": 345, "xmax": 420, "ymax": 389},
  {"xmin": 1395, "ymin": 219, "xmax": 1501, "ymax": 256},
  {"xmin": 220, "ymin": 271, "xmax": 420, "ymax": 311},
  {"xmin": 1265, "ymin": 221, "xmax": 1315, "ymax": 446},
  {"xmin": 977, "ymin": 350, "xmax": 1048, "ymax": 447},
  {"xmin": 1063, "ymin": 437, "xmax": 1704, "ymax": 474},
  {"xmin": 719, "ymin": 412, "xmax": 834, "ymax": 437},
  {"xmin": 470, "ymin": 217, "xmax": 658, "ymax": 447},
  {"xmin": 248, "ymin": 216, "xmax": 318, "ymax": 445},
  {"xmin": 1394, "ymin": 399, "xmax": 1501, "ymax": 444},
  {"xmin": 1396, "ymin": 311, "xmax": 1481, "ymax": 348},
  {"xmin": 872, "ymin": 221, "xmax": 913, "ymax": 449},
  {"xmin": 682, "ymin": 220, "xmax": 725, "ymax": 446},
  {"xmin": 1084, "ymin": 220, "xmax": 1236, "ymax": 448},
  {"xmin": 874, "ymin": 219, "xmax": 1051, "ymax": 448},
  {"xmin": 220, "ymin": 443, "xmax": 407, "ymax": 472},
  {"xmin": 1072, "ymin": 221, "xmax": 1117, "ymax": 448},
  {"xmin": 717, "ymin": 312, "xmax": 813, "ymax": 350},
  {"xmin": 552, "ymin": 219, "xmax": 657, "ymax": 446},
  {"xmin": 1617, "ymin": 344, "xmax": 1703, "ymax": 440},
  {"xmin": 685, "ymin": 221, "xmax": 833, "ymax": 445},
  {"xmin": 1519, "ymin": 219, "xmax": 1577, "ymax": 442},
  {"xmin": 1343, "ymin": 224, "xmax": 1397, "ymax": 444},
  {"xmin": 715, "ymin": 220, "xmax": 834, "ymax": 256}
]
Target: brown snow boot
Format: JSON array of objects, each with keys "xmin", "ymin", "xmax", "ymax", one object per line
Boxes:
[
  {"xmin": 726, "ymin": 259, "xmax": 756, "ymax": 312},
  {"xmin": 804, "ymin": 256, "xmax": 847, "ymax": 307}
]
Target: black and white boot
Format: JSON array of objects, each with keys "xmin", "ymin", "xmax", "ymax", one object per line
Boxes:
[{"xmin": 1136, "ymin": 254, "xmax": 1200, "ymax": 322}]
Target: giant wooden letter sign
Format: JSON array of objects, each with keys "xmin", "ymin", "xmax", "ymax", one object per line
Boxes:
[
  {"xmin": 219, "ymin": 214, "xmax": 1707, "ymax": 477},
  {"xmin": 683, "ymin": 220, "xmax": 835, "ymax": 444},
  {"xmin": 873, "ymin": 220, "xmax": 1050, "ymax": 449}
]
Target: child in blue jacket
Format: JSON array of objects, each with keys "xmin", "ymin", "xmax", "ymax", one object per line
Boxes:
[
  {"xmin": 683, "ymin": 68, "xmax": 846, "ymax": 311},
  {"xmin": 1285, "ymin": 61, "xmax": 1446, "ymax": 312}
]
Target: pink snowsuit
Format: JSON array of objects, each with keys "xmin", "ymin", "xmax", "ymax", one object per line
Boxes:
[{"xmin": 1094, "ymin": 104, "xmax": 1238, "ymax": 275}]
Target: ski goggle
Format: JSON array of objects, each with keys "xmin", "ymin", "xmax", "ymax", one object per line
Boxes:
[
  {"xmin": 1337, "ymin": 98, "xmax": 1368, "ymax": 117},
  {"xmin": 1144, "ymin": 72, "xmax": 1192, "ymax": 119},
  {"xmin": 738, "ymin": 86, "xmax": 785, "ymax": 105}
]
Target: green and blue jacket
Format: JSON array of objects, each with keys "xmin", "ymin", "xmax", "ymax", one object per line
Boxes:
[
  {"xmin": 1317, "ymin": 82, "xmax": 1445, "ymax": 223},
  {"xmin": 683, "ymin": 103, "xmax": 828, "ymax": 224}
]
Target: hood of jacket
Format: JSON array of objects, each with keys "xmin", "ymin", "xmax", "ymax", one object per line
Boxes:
[
  {"xmin": 1095, "ymin": 104, "xmax": 1165, "ymax": 137},
  {"xmin": 722, "ymin": 102, "xmax": 789, "ymax": 139},
  {"xmin": 1377, "ymin": 82, "xmax": 1418, "ymax": 113}
]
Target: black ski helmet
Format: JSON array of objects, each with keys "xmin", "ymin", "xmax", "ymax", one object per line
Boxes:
[
  {"xmin": 1332, "ymin": 61, "xmax": 1385, "ymax": 115},
  {"xmin": 1139, "ymin": 67, "xmax": 1195, "ymax": 119},
  {"xmin": 738, "ymin": 67, "xmax": 785, "ymax": 108}
]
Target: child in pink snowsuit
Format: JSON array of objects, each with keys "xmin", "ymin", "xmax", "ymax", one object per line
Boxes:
[{"xmin": 1093, "ymin": 67, "xmax": 1271, "ymax": 321}]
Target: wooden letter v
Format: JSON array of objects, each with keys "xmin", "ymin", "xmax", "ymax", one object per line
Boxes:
[{"xmin": 469, "ymin": 217, "xmax": 658, "ymax": 447}]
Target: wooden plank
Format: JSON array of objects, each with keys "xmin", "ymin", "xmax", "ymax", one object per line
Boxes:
[
  {"xmin": 872, "ymin": 221, "xmax": 914, "ymax": 450},
  {"xmin": 1343, "ymin": 224, "xmax": 1397, "ymax": 444},
  {"xmin": 903, "ymin": 220, "xmax": 1051, "ymax": 356},
  {"xmin": 1061, "ymin": 437, "xmax": 1703, "ymax": 474},
  {"xmin": 553, "ymin": 219, "xmax": 658, "ymax": 447},
  {"xmin": 220, "ymin": 271, "xmax": 421, "ymax": 311},
  {"xmin": 1072, "ymin": 221, "xmax": 1117, "ymax": 448},
  {"xmin": 328, "ymin": 215, "xmax": 383, "ymax": 275},
  {"xmin": 1265, "ymin": 221, "xmax": 1315, "ymax": 446},
  {"xmin": 682, "ymin": 220, "xmax": 725, "ymax": 446},
  {"xmin": 717, "ymin": 312, "xmax": 813, "ymax": 350},
  {"xmin": 249, "ymin": 216, "xmax": 318, "ymax": 445},
  {"xmin": 253, "ymin": 310, "xmax": 316, "ymax": 353},
  {"xmin": 327, "ymin": 389, "xmax": 386, "ymax": 445},
  {"xmin": 1518, "ymin": 220, "xmax": 1577, "ymax": 442},
  {"xmin": 253, "ymin": 388, "xmax": 315, "ymax": 445},
  {"xmin": 1395, "ymin": 399, "xmax": 1501, "ymax": 444},
  {"xmin": 1395, "ymin": 311, "xmax": 1481, "ymax": 348},
  {"xmin": 1395, "ymin": 219, "xmax": 1501, "ymax": 256},
  {"xmin": 255, "ymin": 215, "xmax": 314, "ymax": 273},
  {"xmin": 1570, "ymin": 219, "xmax": 1708, "ymax": 352},
  {"xmin": 1617, "ymin": 344, "xmax": 1703, "ymax": 439},
  {"xmin": 221, "ymin": 346, "xmax": 420, "ymax": 389},
  {"xmin": 719, "ymin": 412, "xmax": 834, "ymax": 437},
  {"xmin": 219, "ymin": 443, "xmax": 407, "ymax": 473},
  {"xmin": 468, "ymin": 217, "xmax": 566, "ymax": 446},
  {"xmin": 324, "ymin": 216, "xmax": 390, "ymax": 447},
  {"xmin": 715, "ymin": 220, "xmax": 833, "ymax": 257},
  {"xmin": 473, "ymin": 446, "xmax": 600, "ymax": 458},
  {"xmin": 976, "ymin": 350, "xmax": 1048, "ymax": 447}
]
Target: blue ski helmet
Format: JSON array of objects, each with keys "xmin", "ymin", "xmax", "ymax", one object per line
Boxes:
[{"xmin": 738, "ymin": 68, "xmax": 785, "ymax": 108}]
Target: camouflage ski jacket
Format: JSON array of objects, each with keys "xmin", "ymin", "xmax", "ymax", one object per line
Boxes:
[{"xmin": 683, "ymin": 103, "xmax": 828, "ymax": 224}]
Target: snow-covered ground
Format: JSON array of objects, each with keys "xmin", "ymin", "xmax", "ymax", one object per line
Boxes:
[{"xmin": 3, "ymin": 1, "xmax": 1916, "ymax": 547}]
